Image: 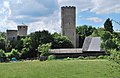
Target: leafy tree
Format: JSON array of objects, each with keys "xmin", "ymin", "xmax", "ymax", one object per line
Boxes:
[
  {"xmin": 10, "ymin": 49, "xmax": 20, "ymax": 59},
  {"xmin": 104, "ymin": 18, "xmax": 113, "ymax": 33},
  {"xmin": 0, "ymin": 49, "xmax": 6, "ymax": 62},
  {"xmin": 30, "ymin": 30, "xmax": 53, "ymax": 51},
  {"xmin": 101, "ymin": 39, "xmax": 118, "ymax": 51},
  {"xmin": 76, "ymin": 25, "xmax": 96, "ymax": 37},
  {"xmin": 21, "ymin": 37, "xmax": 32, "ymax": 48},
  {"xmin": 0, "ymin": 37, "xmax": 6, "ymax": 50},
  {"xmin": 100, "ymin": 31, "xmax": 112, "ymax": 42},
  {"xmin": 0, "ymin": 49, "xmax": 6, "ymax": 58},
  {"xmin": 51, "ymin": 33, "xmax": 73, "ymax": 48},
  {"xmin": 90, "ymin": 29, "xmax": 99, "ymax": 37},
  {"xmin": 20, "ymin": 48, "xmax": 30, "ymax": 59},
  {"xmin": 0, "ymin": 32, "xmax": 6, "ymax": 51},
  {"xmin": 37, "ymin": 43, "xmax": 51, "ymax": 56}
]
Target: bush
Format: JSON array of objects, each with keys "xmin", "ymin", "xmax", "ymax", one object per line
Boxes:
[
  {"xmin": 109, "ymin": 49, "xmax": 120, "ymax": 64},
  {"xmin": 84, "ymin": 56, "xmax": 97, "ymax": 60},
  {"xmin": 77, "ymin": 56, "xmax": 84, "ymax": 59},
  {"xmin": 20, "ymin": 48, "xmax": 30, "ymax": 59},
  {"xmin": 38, "ymin": 43, "xmax": 51, "ymax": 56},
  {"xmin": 97, "ymin": 55, "xmax": 108, "ymax": 59},
  {"xmin": 0, "ymin": 49, "xmax": 6, "ymax": 62},
  {"xmin": 10, "ymin": 49, "xmax": 20, "ymax": 59},
  {"xmin": 48, "ymin": 55, "xmax": 56, "ymax": 60}
]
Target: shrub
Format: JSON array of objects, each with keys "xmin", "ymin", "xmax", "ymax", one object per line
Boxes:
[
  {"xmin": 0, "ymin": 49, "xmax": 6, "ymax": 62},
  {"xmin": 0, "ymin": 49, "xmax": 6, "ymax": 58},
  {"xmin": 84, "ymin": 56, "xmax": 97, "ymax": 60},
  {"xmin": 38, "ymin": 43, "xmax": 51, "ymax": 56},
  {"xmin": 77, "ymin": 56, "xmax": 84, "ymax": 59},
  {"xmin": 10, "ymin": 49, "xmax": 20, "ymax": 59},
  {"xmin": 109, "ymin": 49, "xmax": 120, "ymax": 64},
  {"xmin": 48, "ymin": 55, "xmax": 56, "ymax": 60},
  {"xmin": 97, "ymin": 55, "xmax": 108, "ymax": 59}
]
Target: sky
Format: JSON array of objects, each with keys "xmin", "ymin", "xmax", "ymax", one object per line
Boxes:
[{"xmin": 0, "ymin": 0, "xmax": 120, "ymax": 34}]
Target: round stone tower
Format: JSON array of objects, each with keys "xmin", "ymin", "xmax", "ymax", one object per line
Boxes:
[{"xmin": 61, "ymin": 6, "xmax": 76, "ymax": 47}]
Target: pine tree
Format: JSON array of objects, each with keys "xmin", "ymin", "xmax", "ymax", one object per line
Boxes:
[{"xmin": 104, "ymin": 18, "xmax": 113, "ymax": 33}]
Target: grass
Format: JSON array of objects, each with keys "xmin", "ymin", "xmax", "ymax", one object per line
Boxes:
[{"xmin": 0, "ymin": 60, "xmax": 120, "ymax": 78}]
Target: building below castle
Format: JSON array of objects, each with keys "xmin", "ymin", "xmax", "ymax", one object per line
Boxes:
[{"xmin": 6, "ymin": 25, "xmax": 28, "ymax": 41}]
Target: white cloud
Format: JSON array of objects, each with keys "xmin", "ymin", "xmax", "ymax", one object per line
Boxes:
[
  {"xmin": 82, "ymin": 17, "xmax": 102, "ymax": 23},
  {"xmin": 58, "ymin": 0, "xmax": 120, "ymax": 14},
  {"xmin": 0, "ymin": 0, "xmax": 120, "ymax": 33},
  {"xmin": 28, "ymin": 10, "xmax": 61, "ymax": 34},
  {"xmin": 58, "ymin": 0, "xmax": 93, "ymax": 12},
  {"xmin": 91, "ymin": 0, "xmax": 120, "ymax": 14}
]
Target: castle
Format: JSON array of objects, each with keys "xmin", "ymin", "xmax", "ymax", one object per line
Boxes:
[{"xmin": 6, "ymin": 25, "xmax": 28, "ymax": 41}]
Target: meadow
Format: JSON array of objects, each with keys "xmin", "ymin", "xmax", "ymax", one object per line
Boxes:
[{"xmin": 0, "ymin": 60, "xmax": 120, "ymax": 78}]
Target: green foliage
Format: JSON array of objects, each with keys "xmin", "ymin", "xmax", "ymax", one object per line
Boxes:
[
  {"xmin": 48, "ymin": 55, "xmax": 56, "ymax": 60},
  {"xmin": 38, "ymin": 43, "xmax": 51, "ymax": 56},
  {"xmin": 20, "ymin": 48, "xmax": 30, "ymax": 59},
  {"xmin": 52, "ymin": 33, "xmax": 73, "ymax": 48},
  {"xmin": 97, "ymin": 55, "xmax": 108, "ymax": 59},
  {"xmin": 101, "ymin": 31, "xmax": 112, "ymax": 41},
  {"xmin": 104, "ymin": 18, "xmax": 113, "ymax": 33},
  {"xmin": 76, "ymin": 25, "xmax": 96, "ymax": 37},
  {"xmin": 30, "ymin": 30, "xmax": 53, "ymax": 50},
  {"xmin": 90, "ymin": 29, "xmax": 99, "ymax": 37},
  {"xmin": 109, "ymin": 49, "xmax": 120, "ymax": 64},
  {"xmin": 0, "ymin": 37, "xmax": 5, "ymax": 50},
  {"xmin": 10, "ymin": 49, "xmax": 20, "ymax": 59},
  {"xmin": 101, "ymin": 39, "xmax": 118, "ymax": 51},
  {"xmin": 0, "ymin": 49, "xmax": 6, "ymax": 58}
]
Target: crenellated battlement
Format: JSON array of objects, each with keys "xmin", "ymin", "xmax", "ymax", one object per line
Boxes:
[{"xmin": 61, "ymin": 6, "xmax": 76, "ymax": 9}]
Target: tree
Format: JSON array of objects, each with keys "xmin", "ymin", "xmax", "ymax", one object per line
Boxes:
[
  {"xmin": 0, "ymin": 37, "xmax": 5, "ymax": 51},
  {"xmin": 37, "ymin": 43, "xmax": 51, "ymax": 56},
  {"xmin": 104, "ymin": 18, "xmax": 113, "ymax": 33},
  {"xmin": 90, "ymin": 29, "xmax": 99, "ymax": 37},
  {"xmin": 51, "ymin": 33, "xmax": 73, "ymax": 48},
  {"xmin": 0, "ymin": 49, "xmax": 6, "ymax": 62},
  {"xmin": 0, "ymin": 49, "xmax": 6, "ymax": 58},
  {"xmin": 30, "ymin": 30, "xmax": 53, "ymax": 50},
  {"xmin": 0, "ymin": 32, "xmax": 6, "ymax": 51},
  {"xmin": 9, "ymin": 49, "xmax": 20, "ymax": 59},
  {"xmin": 76, "ymin": 25, "xmax": 96, "ymax": 37},
  {"xmin": 100, "ymin": 31, "xmax": 112, "ymax": 42}
]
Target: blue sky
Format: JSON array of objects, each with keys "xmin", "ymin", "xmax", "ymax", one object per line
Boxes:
[{"xmin": 0, "ymin": 0, "xmax": 120, "ymax": 33}]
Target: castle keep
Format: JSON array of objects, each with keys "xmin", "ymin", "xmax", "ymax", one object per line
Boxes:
[
  {"xmin": 61, "ymin": 6, "xmax": 76, "ymax": 47},
  {"xmin": 7, "ymin": 25, "xmax": 28, "ymax": 41}
]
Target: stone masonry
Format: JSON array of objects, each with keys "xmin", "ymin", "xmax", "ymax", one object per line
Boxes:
[{"xmin": 61, "ymin": 6, "xmax": 76, "ymax": 47}]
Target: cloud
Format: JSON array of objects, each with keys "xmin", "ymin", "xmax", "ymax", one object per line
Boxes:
[
  {"xmin": 58, "ymin": 0, "xmax": 120, "ymax": 14},
  {"xmin": 0, "ymin": 0, "xmax": 60, "ymax": 33},
  {"xmin": 81, "ymin": 17, "xmax": 102, "ymax": 23},
  {"xmin": 91, "ymin": 0, "xmax": 120, "ymax": 14},
  {"xmin": 28, "ymin": 10, "xmax": 61, "ymax": 34},
  {"xmin": 58, "ymin": 0, "xmax": 93, "ymax": 12},
  {"xmin": 0, "ymin": 0, "xmax": 120, "ymax": 34}
]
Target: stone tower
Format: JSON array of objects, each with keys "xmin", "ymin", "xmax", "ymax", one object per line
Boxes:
[
  {"xmin": 61, "ymin": 6, "xmax": 76, "ymax": 47},
  {"xmin": 6, "ymin": 30, "xmax": 18, "ymax": 41},
  {"xmin": 17, "ymin": 25, "xmax": 28, "ymax": 36}
]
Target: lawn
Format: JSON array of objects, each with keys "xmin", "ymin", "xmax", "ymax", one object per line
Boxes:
[{"xmin": 0, "ymin": 60, "xmax": 120, "ymax": 78}]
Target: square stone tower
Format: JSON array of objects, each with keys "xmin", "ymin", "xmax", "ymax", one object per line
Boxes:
[
  {"xmin": 17, "ymin": 25, "xmax": 28, "ymax": 36},
  {"xmin": 61, "ymin": 6, "xmax": 76, "ymax": 47},
  {"xmin": 6, "ymin": 30, "xmax": 18, "ymax": 41}
]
